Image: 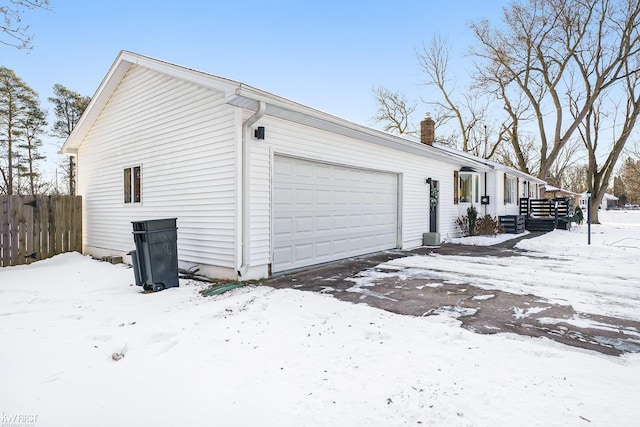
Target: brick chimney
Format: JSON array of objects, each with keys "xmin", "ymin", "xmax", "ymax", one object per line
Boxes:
[{"xmin": 420, "ymin": 113, "xmax": 435, "ymax": 146}]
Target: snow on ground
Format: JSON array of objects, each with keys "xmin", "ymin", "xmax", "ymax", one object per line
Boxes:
[
  {"xmin": 446, "ymin": 231, "xmax": 530, "ymax": 246},
  {"xmin": 1, "ymin": 211, "xmax": 640, "ymax": 426},
  {"xmin": 378, "ymin": 210, "xmax": 640, "ymax": 320}
]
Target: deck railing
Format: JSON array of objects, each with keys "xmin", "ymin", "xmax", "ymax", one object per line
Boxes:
[{"xmin": 519, "ymin": 197, "xmax": 573, "ymax": 231}]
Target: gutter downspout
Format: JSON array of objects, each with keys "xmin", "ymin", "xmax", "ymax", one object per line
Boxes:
[
  {"xmin": 238, "ymin": 100, "xmax": 266, "ymax": 278},
  {"xmin": 484, "ymin": 172, "xmax": 488, "ymax": 216}
]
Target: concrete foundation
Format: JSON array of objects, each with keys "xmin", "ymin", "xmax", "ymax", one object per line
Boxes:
[{"xmin": 422, "ymin": 232, "xmax": 441, "ymax": 246}]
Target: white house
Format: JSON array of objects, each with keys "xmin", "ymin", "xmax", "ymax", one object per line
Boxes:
[
  {"xmin": 579, "ymin": 192, "xmax": 618, "ymax": 211},
  {"xmin": 434, "ymin": 144, "xmax": 545, "ymax": 218},
  {"xmin": 62, "ymin": 51, "xmax": 544, "ymax": 280}
]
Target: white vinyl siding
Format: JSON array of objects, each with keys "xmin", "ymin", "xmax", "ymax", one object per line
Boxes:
[
  {"xmin": 71, "ymin": 53, "xmax": 548, "ymax": 280},
  {"xmin": 491, "ymin": 172, "xmax": 521, "ymax": 216},
  {"xmin": 247, "ymin": 115, "xmax": 463, "ymax": 268},
  {"xmin": 77, "ymin": 65, "xmax": 237, "ymax": 272}
]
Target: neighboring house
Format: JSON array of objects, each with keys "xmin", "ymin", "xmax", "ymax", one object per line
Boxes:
[
  {"xmin": 61, "ymin": 51, "xmax": 544, "ymax": 280},
  {"xmin": 543, "ymin": 185, "xmax": 580, "ymax": 206},
  {"xmin": 579, "ymin": 192, "xmax": 618, "ymax": 210}
]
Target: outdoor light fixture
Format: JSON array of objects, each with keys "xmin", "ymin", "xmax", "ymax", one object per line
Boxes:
[
  {"xmin": 254, "ymin": 126, "xmax": 265, "ymax": 140},
  {"xmin": 426, "ymin": 178, "xmax": 432, "ymax": 185},
  {"xmin": 586, "ymin": 190, "xmax": 592, "ymax": 245}
]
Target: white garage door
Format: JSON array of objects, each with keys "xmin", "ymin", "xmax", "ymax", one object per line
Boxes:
[{"xmin": 273, "ymin": 155, "xmax": 399, "ymax": 272}]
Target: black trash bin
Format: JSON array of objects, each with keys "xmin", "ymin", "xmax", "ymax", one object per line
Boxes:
[{"xmin": 131, "ymin": 218, "xmax": 179, "ymax": 291}]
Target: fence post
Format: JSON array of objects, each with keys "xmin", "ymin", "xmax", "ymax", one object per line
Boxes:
[{"xmin": 1, "ymin": 196, "xmax": 10, "ymax": 266}]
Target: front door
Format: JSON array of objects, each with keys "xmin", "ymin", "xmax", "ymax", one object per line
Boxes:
[{"xmin": 429, "ymin": 180, "xmax": 438, "ymax": 233}]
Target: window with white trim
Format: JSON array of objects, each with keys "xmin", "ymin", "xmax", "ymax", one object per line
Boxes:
[
  {"xmin": 124, "ymin": 166, "xmax": 141, "ymax": 204},
  {"xmin": 505, "ymin": 176, "xmax": 517, "ymax": 204},
  {"xmin": 459, "ymin": 172, "xmax": 480, "ymax": 204}
]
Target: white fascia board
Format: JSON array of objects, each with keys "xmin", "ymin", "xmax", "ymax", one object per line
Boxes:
[
  {"xmin": 227, "ymin": 90, "xmax": 490, "ymax": 170},
  {"xmin": 127, "ymin": 51, "xmax": 240, "ymax": 95},
  {"xmin": 61, "ymin": 51, "xmax": 134, "ymax": 154},
  {"xmin": 501, "ymin": 166, "xmax": 546, "ymax": 184},
  {"xmin": 433, "ymin": 143, "xmax": 545, "ymax": 184}
]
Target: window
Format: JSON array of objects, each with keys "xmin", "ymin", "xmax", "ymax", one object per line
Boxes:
[
  {"xmin": 124, "ymin": 166, "xmax": 141, "ymax": 204},
  {"xmin": 505, "ymin": 176, "xmax": 516, "ymax": 204},
  {"xmin": 459, "ymin": 172, "xmax": 479, "ymax": 204}
]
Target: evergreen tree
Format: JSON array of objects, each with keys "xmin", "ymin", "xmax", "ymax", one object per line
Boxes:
[
  {"xmin": 617, "ymin": 157, "xmax": 640, "ymax": 205},
  {"xmin": 17, "ymin": 96, "xmax": 47, "ymax": 194},
  {"xmin": 0, "ymin": 66, "xmax": 42, "ymax": 195},
  {"xmin": 48, "ymin": 84, "xmax": 91, "ymax": 195}
]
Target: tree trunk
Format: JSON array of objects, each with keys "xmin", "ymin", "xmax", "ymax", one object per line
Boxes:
[{"xmin": 589, "ymin": 195, "xmax": 601, "ymax": 225}]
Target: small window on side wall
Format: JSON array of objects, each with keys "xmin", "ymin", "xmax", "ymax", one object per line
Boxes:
[{"xmin": 124, "ymin": 166, "xmax": 141, "ymax": 204}]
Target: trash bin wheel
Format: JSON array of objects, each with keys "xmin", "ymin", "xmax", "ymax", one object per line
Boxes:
[{"xmin": 153, "ymin": 283, "xmax": 165, "ymax": 292}]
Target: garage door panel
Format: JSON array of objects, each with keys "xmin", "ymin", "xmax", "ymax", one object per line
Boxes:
[
  {"xmin": 273, "ymin": 217, "xmax": 293, "ymax": 236},
  {"xmin": 316, "ymin": 241, "xmax": 332, "ymax": 257},
  {"xmin": 295, "ymin": 216, "xmax": 314, "ymax": 233},
  {"xmin": 316, "ymin": 215, "xmax": 332, "ymax": 231},
  {"xmin": 273, "ymin": 156, "xmax": 398, "ymax": 272},
  {"xmin": 316, "ymin": 189, "xmax": 332, "ymax": 205}
]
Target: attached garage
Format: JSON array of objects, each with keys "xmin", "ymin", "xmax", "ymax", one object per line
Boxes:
[
  {"xmin": 64, "ymin": 51, "xmax": 503, "ymax": 281},
  {"xmin": 272, "ymin": 155, "xmax": 399, "ymax": 272}
]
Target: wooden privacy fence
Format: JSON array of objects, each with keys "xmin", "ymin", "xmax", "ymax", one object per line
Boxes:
[
  {"xmin": 1, "ymin": 195, "xmax": 82, "ymax": 267},
  {"xmin": 519, "ymin": 197, "xmax": 573, "ymax": 231},
  {"xmin": 520, "ymin": 197, "xmax": 571, "ymax": 218}
]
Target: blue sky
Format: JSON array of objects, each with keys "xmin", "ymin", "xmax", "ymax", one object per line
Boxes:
[{"xmin": 2, "ymin": 0, "xmax": 508, "ymax": 175}]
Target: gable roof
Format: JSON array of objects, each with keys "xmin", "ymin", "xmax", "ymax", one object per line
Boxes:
[
  {"xmin": 543, "ymin": 184, "xmax": 581, "ymax": 197},
  {"xmin": 63, "ymin": 51, "xmax": 549, "ymax": 184},
  {"xmin": 432, "ymin": 143, "xmax": 545, "ymax": 184},
  {"xmin": 61, "ymin": 51, "xmax": 493, "ymax": 171}
]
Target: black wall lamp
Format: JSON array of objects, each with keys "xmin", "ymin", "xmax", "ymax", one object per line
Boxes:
[
  {"xmin": 254, "ymin": 126, "xmax": 265, "ymax": 140},
  {"xmin": 425, "ymin": 178, "xmax": 432, "ymax": 185}
]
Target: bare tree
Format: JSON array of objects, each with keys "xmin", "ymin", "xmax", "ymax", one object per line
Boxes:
[
  {"xmin": 562, "ymin": 164, "xmax": 589, "ymax": 193},
  {"xmin": 470, "ymin": 0, "xmax": 640, "ymax": 222},
  {"xmin": 372, "ymin": 86, "xmax": 417, "ymax": 135},
  {"xmin": 416, "ymin": 35, "xmax": 505, "ymax": 158},
  {"xmin": 547, "ymin": 140, "xmax": 583, "ymax": 187},
  {"xmin": 572, "ymin": 66, "xmax": 640, "ymax": 222},
  {"xmin": 0, "ymin": 0, "xmax": 51, "ymax": 50}
]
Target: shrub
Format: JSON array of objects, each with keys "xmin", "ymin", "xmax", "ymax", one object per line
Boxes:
[
  {"xmin": 574, "ymin": 206, "xmax": 584, "ymax": 224},
  {"xmin": 456, "ymin": 215, "xmax": 470, "ymax": 236},
  {"xmin": 457, "ymin": 211, "xmax": 505, "ymax": 237},
  {"xmin": 467, "ymin": 205, "xmax": 478, "ymax": 236},
  {"xmin": 475, "ymin": 214, "xmax": 506, "ymax": 236}
]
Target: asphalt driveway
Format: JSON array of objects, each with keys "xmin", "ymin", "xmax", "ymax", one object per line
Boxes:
[{"xmin": 264, "ymin": 235, "xmax": 640, "ymax": 356}]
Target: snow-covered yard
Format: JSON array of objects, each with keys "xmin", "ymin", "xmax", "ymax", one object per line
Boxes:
[{"xmin": 1, "ymin": 211, "xmax": 639, "ymax": 426}]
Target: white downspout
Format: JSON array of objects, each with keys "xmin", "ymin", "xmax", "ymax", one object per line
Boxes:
[{"xmin": 238, "ymin": 100, "xmax": 266, "ymax": 278}]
